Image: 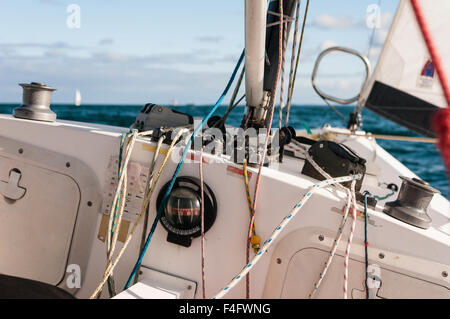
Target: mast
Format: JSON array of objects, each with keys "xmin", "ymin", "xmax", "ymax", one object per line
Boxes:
[
  {"xmin": 243, "ymin": 0, "xmax": 297, "ymax": 128},
  {"xmin": 244, "ymin": 0, "xmax": 268, "ymax": 124}
]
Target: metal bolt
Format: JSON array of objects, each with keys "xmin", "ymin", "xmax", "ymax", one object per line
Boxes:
[
  {"xmin": 187, "ymin": 285, "xmax": 192, "ymax": 290},
  {"xmin": 442, "ymin": 271, "xmax": 448, "ymax": 278},
  {"xmin": 318, "ymin": 235, "xmax": 325, "ymax": 241},
  {"xmin": 87, "ymin": 201, "xmax": 93, "ymax": 207},
  {"xmin": 18, "ymin": 148, "xmax": 23, "ymax": 154},
  {"xmin": 378, "ymin": 253, "xmax": 385, "ymax": 259},
  {"xmin": 276, "ymin": 258, "xmax": 282, "ymax": 264},
  {"xmin": 66, "ymin": 162, "xmax": 71, "ymax": 168}
]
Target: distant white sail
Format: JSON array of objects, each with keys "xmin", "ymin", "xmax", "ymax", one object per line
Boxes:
[
  {"xmin": 360, "ymin": 0, "xmax": 450, "ymax": 137},
  {"xmin": 75, "ymin": 89, "xmax": 82, "ymax": 106}
]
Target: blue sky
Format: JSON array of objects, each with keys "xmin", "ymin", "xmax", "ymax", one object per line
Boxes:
[{"xmin": 0, "ymin": 0, "xmax": 399, "ymax": 105}]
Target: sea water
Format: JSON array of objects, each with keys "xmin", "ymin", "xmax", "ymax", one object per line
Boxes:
[{"xmin": 0, "ymin": 104, "xmax": 447, "ymax": 197}]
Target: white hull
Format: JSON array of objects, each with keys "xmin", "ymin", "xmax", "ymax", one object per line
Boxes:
[{"xmin": 0, "ymin": 114, "xmax": 448, "ymax": 299}]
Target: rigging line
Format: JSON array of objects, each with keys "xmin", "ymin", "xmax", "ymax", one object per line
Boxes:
[
  {"xmin": 242, "ymin": 159, "xmax": 260, "ymax": 299},
  {"xmin": 220, "ymin": 94, "xmax": 246, "ymax": 127},
  {"xmin": 107, "ymin": 132, "xmax": 137, "ymax": 252},
  {"xmin": 309, "ymin": 182, "xmax": 353, "ymax": 299},
  {"xmin": 90, "ymin": 129, "xmax": 187, "ymax": 299},
  {"xmin": 279, "ymin": 20, "xmax": 288, "ymax": 130},
  {"xmin": 249, "ymin": 0, "xmax": 284, "ymax": 241},
  {"xmin": 199, "ymin": 146, "xmax": 206, "ymax": 299},
  {"xmin": 285, "ymin": 0, "xmax": 310, "ymax": 127},
  {"xmin": 104, "ymin": 131, "xmax": 138, "ymax": 297},
  {"xmin": 213, "ymin": 173, "xmax": 362, "ymax": 299},
  {"xmin": 124, "ymin": 50, "xmax": 246, "ymax": 290},
  {"xmin": 343, "ymin": 181, "xmax": 357, "ymax": 299},
  {"xmin": 134, "ymin": 135, "xmax": 166, "ymax": 285},
  {"xmin": 217, "ymin": 66, "xmax": 246, "ymax": 127},
  {"xmin": 362, "ymin": 190, "xmax": 395, "ymax": 299},
  {"xmin": 321, "ymin": 96, "xmax": 348, "ymax": 122},
  {"xmin": 285, "ymin": 0, "xmax": 301, "ymax": 127}
]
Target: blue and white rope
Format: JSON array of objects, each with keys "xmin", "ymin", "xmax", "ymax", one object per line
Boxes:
[
  {"xmin": 213, "ymin": 174, "xmax": 362, "ymax": 299},
  {"xmin": 308, "ymin": 180, "xmax": 354, "ymax": 298}
]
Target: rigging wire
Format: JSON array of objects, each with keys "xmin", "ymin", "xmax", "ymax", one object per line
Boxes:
[
  {"xmin": 321, "ymin": 97, "xmax": 348, "ymax": 122},
  {"xmin": 285, "ymin": 0, "xmax": 310, "ymax": 127},
  {"xmin": 285, "ymin": 0, "xmax": 301, "ymax": 126},
  {"xmin": 279, "ymin": 19, "xmax": 288, "ymax": 129},
  {"xmin": 123, "ymin": 50, "xmax": 246, "ymax": 290}
]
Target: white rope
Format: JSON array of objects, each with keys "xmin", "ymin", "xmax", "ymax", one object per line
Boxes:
[
  {"xmin": 91, "ymin": 129, "xmax": 188, "ymax": 299},
  {"xmin": 213, "ymin": 173, "xmax": 362, "ymax": 299},
  {"xmin": 309, "ymin": 180, "xmax": 354, "ymax": 298},
  {"xmin": 344, "ymin": 181, "xmax": 358, "ymax": 299}
]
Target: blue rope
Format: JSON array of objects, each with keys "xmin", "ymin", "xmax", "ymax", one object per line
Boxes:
[
  {"xmin": 363, "ymin": 190, "xmax": 395, "ymax": 299},
  {"xmin": 124, "ymin": 50, "xmax": 245, "ymax": 289}
]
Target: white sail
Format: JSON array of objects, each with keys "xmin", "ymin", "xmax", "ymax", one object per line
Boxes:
[
  {"xmin": 360, "ymin": 0, "xmax": 450, "ymax": 137},
  {"xmin": 75, "ymin": 89, "xmax": 82, "ymax": 106}
]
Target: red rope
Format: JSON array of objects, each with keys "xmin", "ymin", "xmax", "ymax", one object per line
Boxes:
[
  {"xmin": 247, "ymin": 0, "xmax": 284, "ymax": 299},
  {"xmin": 410, "ymin": 0, "xmax": 450, "ymax": 175}
]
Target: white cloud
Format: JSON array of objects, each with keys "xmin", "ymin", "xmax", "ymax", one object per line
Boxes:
[
  {"xmin": 319, "ymin": 40, "xmax": 338, "ymax": 51},
  {"xmin": 98, "ymin": 38, "xmax": 115, "ymax": 46},
  {"xmin": 314, "ymin": 14, "xmax": 352, "ymax": 29}
]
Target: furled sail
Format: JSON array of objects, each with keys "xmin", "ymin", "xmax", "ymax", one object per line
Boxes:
[{"xmin": 360, "ymin": 0, "xmax": 450, "ymax": 137}]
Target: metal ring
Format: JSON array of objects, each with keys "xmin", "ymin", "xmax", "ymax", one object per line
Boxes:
[{"xmin": 311, "ymin": 46, "xmax": 371, "ymax": 105}]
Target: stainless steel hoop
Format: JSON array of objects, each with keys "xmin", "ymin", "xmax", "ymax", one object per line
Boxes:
[{"xmin": 311, "ymin": 46, "xmax": 371, "ymax": 105}]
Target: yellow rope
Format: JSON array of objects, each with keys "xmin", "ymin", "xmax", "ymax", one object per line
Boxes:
[
  {"xmin": 243, "ymin": 159, "xmax": 260, "ymax": 253},
  {"xmin": 90, "ymin": 129, "xmax": 187, "ymax": 299}
]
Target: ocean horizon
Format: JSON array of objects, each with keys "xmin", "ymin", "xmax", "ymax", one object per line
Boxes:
[{"xmin": 0, "ymin": 103, "xmax": 447, "ymax": 197}]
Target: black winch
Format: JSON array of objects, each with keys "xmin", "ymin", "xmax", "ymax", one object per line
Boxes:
[{"xmin": 301, "ymin": 140, "xmax": 367, "ymax": 191}]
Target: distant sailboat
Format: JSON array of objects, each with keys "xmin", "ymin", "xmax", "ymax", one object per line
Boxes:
[{"xmin": 75, "ymin": 89, "xmax": 82, "ymax": 106}]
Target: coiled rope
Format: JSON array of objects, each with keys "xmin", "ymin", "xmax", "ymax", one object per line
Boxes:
[{"xmin": 213, "ymin": 173, "xmax": 362, "ymax": 299}]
